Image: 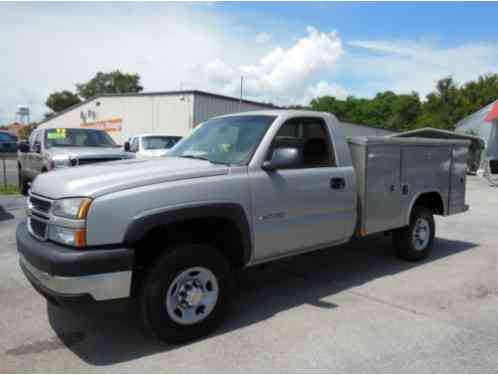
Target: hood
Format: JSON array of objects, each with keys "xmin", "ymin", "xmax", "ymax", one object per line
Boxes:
[
  {"xmin": 47, "ymin": 146, "xmax": 128, "ymax": 159},
  {"xmin": 32, "ymin": 157, "xmax": 229, "ymax": 198},
  {"xmin": 138, "ymin": 149, "xmax": 169, "ymax": 158}
]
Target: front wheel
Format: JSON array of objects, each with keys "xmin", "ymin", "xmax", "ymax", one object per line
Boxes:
[
  {"xmin": 139, "ymin": 244, "xmax": 233, "ymax": 344},
  {"xmin": 18, "ymin": 168, "xmax": 30, "ymax": 196},
  {"xmin": 393, "ymin": 207, "xmax": 435, "ymax": 261}
]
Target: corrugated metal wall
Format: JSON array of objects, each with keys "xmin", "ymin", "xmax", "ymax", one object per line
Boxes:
[
  {"xmin": 456, "ymin": 100, "xmax": 496, "ymax": 151},
  {"xmin": 337, "ymin": 121, "xmax": 394, "ymax": 137},
  {"xmin": 193, "ymin": 94, "xmax": 269, "ymax": 125}
]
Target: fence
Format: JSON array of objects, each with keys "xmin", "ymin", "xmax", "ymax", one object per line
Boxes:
[{"xmin": 0, "ymin": 153, "xmax": 16, "ymax": 189}]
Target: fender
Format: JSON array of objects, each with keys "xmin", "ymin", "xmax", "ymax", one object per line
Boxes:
[
  {"xmin": 405, "ymin": 190, "xmax": 446, "ymax": 226},
  {"xmin": 123, "ymin": 203, "xmax": 253, "ymax": 264}
]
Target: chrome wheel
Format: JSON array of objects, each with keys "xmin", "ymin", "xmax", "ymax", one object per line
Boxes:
[
  {"xmin": 165, "ymin": 267, "xmax": 219, "ymax": 325},
  {"xmin": 412, "ymin": 217, "xmax": 430, "ymax": 251}
]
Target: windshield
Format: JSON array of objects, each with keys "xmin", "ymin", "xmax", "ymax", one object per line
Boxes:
[
  {"xmin": 45, "ymin": 128, "xmax": 117, "ymax": 148},
  {"xmin": 169, "ymin": 115, "xmax": 276, "ymax": 165},
  {"xmin": 142, "ymin": 136, "xmax": 182, "ymax": 150}
]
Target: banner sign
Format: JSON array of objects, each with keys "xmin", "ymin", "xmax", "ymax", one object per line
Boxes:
[{"xmin": 80, "ymin": 118, "xmax": 122, "ymax": 132}]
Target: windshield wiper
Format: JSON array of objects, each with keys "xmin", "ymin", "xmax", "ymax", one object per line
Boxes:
[
  {"xmin": 180, "ymin": 154, "xmax": 230, "ymax": 166},
  {"xmin": 180, "ymin": 154, "xmax": 210, "ymax": 161}
]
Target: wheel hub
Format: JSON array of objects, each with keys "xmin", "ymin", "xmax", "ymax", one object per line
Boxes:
[
  {"xmin": 177, "ymin": 280, "xmax": 204, "ymax": 307},
  {"xmin": 412, "ymin": 217, "xmax": 430, "ymax": 251},
  {"xmin": 165, "ymin": 266, "xmax": 219, "ymax": 325}
]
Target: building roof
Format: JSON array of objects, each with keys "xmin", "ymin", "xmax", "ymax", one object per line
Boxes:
[
  {"xmin": 392, "ymin": 127, "xmax": 485, "ymax": 149},
  {"xmin": 37, "ymin": 90, "xmax": 279, "ymax": 127}
]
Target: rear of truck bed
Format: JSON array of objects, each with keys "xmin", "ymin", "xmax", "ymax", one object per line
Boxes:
[{"xmin": 348, "ymin": 136, "xmax": 469, "ymax": 236}]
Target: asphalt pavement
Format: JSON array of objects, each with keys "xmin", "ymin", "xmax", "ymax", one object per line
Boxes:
[{"xmin": 1, "ymin": 176, "xmax": 498, "ymax": 372}]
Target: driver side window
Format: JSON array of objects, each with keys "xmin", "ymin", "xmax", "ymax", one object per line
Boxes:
[
  {"xmin": 267, "ymin": 117, "xmax": 336, "ymax": 168},
  {"xmin": 30, "ymin": 131, "xmax": 41, "ymax": 152}
]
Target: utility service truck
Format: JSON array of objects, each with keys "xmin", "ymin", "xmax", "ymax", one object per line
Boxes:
[{"xmin": 17, "ymin": 110, "xmax": 469, "ymax": 343}]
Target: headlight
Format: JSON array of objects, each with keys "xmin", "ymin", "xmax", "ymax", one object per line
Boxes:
[
  {"xmin": 52, "ymin": 198, "xmax": 92, "ymax": 220},
  {"xmin": 50, "ymin": 155, "xmax": 72, "ymax": 169},
  {"xmin": 48, "ymin": 225, "xmax": 86, "ymax": 248}
]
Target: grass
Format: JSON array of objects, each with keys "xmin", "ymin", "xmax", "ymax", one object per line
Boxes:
[{"xmin": 0, "ymin": 184, "xmax": 20, "ymax": 195}]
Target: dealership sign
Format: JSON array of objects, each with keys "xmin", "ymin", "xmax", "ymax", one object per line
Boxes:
[{"xmin": 80, "ymin": 118, "xmax": 122, "ymax": 132}]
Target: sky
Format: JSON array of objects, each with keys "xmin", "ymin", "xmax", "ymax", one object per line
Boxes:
[{"xmin": 1, "ymin": 1, "xmax": 498, "ymax": 124}]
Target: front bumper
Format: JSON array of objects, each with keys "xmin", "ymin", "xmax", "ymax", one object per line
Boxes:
[{"xmin": 17, "ymin": 220, "xmax": 134, "ymax": 304}]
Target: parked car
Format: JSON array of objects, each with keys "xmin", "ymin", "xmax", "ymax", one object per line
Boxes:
[
  {"xmin": 17, "ymin": 110, "xmax": 469, "ymax": 344},
  {"xmin": 17, "ymin": 127, "xmax": 133, "ymax": 195},
  {"xmin": 124, "ymin": 134, "xmax": 182, "ymax": 158},
  {"xmin": 0, "ymin": 131, "xmax": 18, "ymax": 154}
]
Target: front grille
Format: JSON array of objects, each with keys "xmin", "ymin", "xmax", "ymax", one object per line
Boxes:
[
  {"xmin": 30, "ymin": 196, "xmax": 51, "ymax": 213},
  {"xmin": 78, "ymin": 157, "xmax": 123, "ymax": 166},
  {"xmin": 29, "ymin": 218, "xmax": 47, "ymax": 240}
]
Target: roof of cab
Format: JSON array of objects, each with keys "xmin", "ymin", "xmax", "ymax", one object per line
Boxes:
[{"xmin": 212, "ymin": 109, "xmax": 339, "ymax": 120}]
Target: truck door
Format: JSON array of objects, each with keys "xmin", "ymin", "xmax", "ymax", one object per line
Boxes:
[
  {"xmin": 24, "ymin": 131, "xmax": 39, "ymax": 179},
  {"xmin": 249, "ymin": 117, "xmax": 354, "ymax": 262},
  {"xmin": 30, "ymin": 131, "xmax": 43, "ymax": 175}
]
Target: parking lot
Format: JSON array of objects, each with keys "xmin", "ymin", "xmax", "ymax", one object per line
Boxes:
[{"xmin": 0, "ymin": 176, "xmax": 497, "ymax": 372}]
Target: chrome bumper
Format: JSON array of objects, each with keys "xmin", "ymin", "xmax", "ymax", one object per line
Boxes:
[{"xmin": 20, "ymin": 255, "xmax": 132, "ymax": 301}]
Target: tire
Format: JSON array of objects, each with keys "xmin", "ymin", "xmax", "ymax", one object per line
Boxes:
[
  {"xmin": 139, "ymin": 244, "xmax": 234, "ymax": 344},
  {"xmin": 18, "ymin": 167, "xmax": 30, "ymax": 196},
  {"xmin": 393, "ymin": 206, "xmax": 435, "ymax": 261}
]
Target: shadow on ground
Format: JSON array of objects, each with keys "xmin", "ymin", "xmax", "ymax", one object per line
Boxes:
[
  {"xmin": 0, "ymin": 207, "xmax": 14, "ymax": 222},
  {"xmin": 45, "ymin": 234, "xmax": 477, "ymax": 366}
]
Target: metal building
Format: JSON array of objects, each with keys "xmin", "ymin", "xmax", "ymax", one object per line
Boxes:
[
  {"xmin": 36, "ymin": 90, "xmax": 277, "ymax": 144},
  {"xmin": 337, "ymin": 121, "xmax": 394, "ymax": 137},
  {"xmin": 36, "ymin": 89, "xmax": 396, "ymax": 144},
  {"xmin": 455, "ymin": 99, "xmax": 498, "ymax": 176}
]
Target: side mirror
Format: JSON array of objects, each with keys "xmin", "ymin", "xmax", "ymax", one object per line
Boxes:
[
  {"xmin": 19, "ymin": 141, "xmax": 30, "ymax": 153},
  {"xmin": 34, "ymin": 143, "xmax": 41, "ymax": 153},
  {"xmin": 124, "ymin": 141, "xmax": 130, "ymax": 152},
  {"xmin": 262, "ymin": 147, "xmax": 301, "ymax": 171}
]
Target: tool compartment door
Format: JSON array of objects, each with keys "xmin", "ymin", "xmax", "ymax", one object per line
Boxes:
[
  {"xmin": 449, "ymin": 145, "xmax": 468, "ymax": 214},
  {"xmin": 400, "ymin": 145, "xmax": 451, "ymax": 223},
  {"xmin": 365, "ymin": 144, "xmax": 402, "ymax": 234}
]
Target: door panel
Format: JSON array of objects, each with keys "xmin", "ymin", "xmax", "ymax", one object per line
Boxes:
[{"xmin": 250, "ymin": 166, "xmax": 354, "ymax": 261}]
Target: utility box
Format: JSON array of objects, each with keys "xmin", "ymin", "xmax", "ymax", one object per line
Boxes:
[{"xmin": 348, "ymin": 137, "xmax": 470, "ymax": 235}]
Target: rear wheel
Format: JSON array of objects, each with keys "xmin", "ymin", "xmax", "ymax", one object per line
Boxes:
[
  {"xmin": 393, "ymin": 207, "xmax": 435, "ymax": 261},
  {"xmin": 139, "ymin": 244, "xmax": 233, "ymax": 344}
]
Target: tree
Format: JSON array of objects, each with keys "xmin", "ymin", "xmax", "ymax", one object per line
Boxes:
[
  {"xmin": 76, "ymin": 70, "xmax": 143, "ymax": 99},
  {"xmin": 17, "ymin": 123, "xmax": 37, "ymax": 140},
  {"xmin": 416, "ymin": 77, "xmax": 464, "ymax": 130},
  {"xmin": 45, "ymin": 90, "xmax": 81, "ymax": 113}
]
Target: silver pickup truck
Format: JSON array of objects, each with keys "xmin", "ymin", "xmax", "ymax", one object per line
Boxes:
[
  {"xmin": 17, "ymin": 127, "xmax": 132, "ymax": 194},
  {"xmin": 16, "ymin": 110, "xmax": 469, "ymax": 343}
]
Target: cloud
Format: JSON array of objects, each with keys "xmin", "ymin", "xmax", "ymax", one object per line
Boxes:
[
  {"xmin": 303, "ymin": 81, "xmax": 348, "ymax": 104},
  {"xmin": 203, "ymin": 26, "xmax": 344, "ymax": 104},
  {"xmin": 347, "ymin": 39, "xmax": 498, "ymax": 98},
  {"xmin": 0, "ymin": 3, "xmax": 253, "ymax": 123},
  {"xmin": 255, "ymin": 32, "xmax": 272, "ymax": 44}
]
